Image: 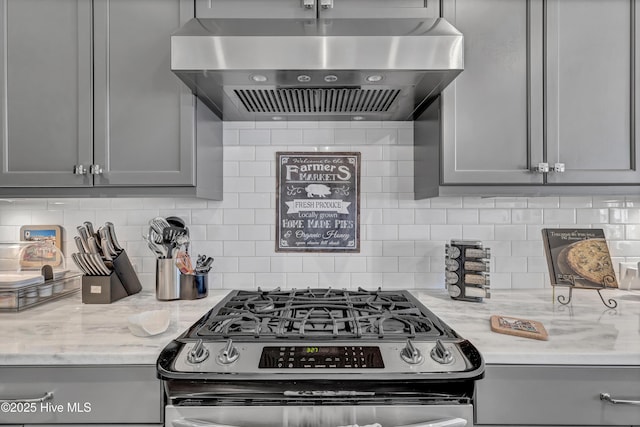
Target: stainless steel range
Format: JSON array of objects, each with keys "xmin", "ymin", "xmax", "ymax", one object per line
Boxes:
[{"xmin": 158, "ymin": 288, "xmax": 484, "ymax": 427}]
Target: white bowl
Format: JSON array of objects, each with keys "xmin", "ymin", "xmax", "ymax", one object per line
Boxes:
[{"xmin": 127, "ymin": 310, "xmax": 170, "ymax": 337}]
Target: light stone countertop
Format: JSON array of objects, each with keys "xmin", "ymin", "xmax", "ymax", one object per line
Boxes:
[{"xmin": 1, "ymin": 288, "xmax": 639, "ymax": 366}]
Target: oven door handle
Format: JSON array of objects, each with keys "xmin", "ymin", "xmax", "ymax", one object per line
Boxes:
[
  {"xmin": 395, "ymin": 418, "xmax": 468, "ymax": 427},
  {"xmin": 173, "ymin": 417, "xmax": 467, "ymax": 427}
]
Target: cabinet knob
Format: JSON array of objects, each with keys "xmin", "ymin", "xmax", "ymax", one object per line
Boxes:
[
  {"xmin": 90, "ymin": 164, "xmax": 103, "ymax": 175},
  {"xmin": 534, "ymin": 163, "xmax": 549, "ymax": 174},
  {"xmin": 552, "ymin": 162, "xmax": 566, "ymax": 173},
  {"xmin": 73, "ymin": 165, "xmax": 87, "ymax": 175},
  {"xmin": 302, "ymin": 0, "xmax": 315, "ymax": 9}
]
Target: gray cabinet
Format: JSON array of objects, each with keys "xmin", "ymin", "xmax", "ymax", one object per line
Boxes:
[
  {"xmin": 545, "ymin": 0, "xmax": 640, "ymax": 184},
  {"xmin": 196, "ymin": 0, "xmax": 438, "ymax": 19},
  {"xmin": 0, "ymin": 0, "xmax": 222, "ymax": 199},
  {"xmin": 0, "ymin": 365, "xmax": 162, "ymax": 425},
  {"xmin": 93, "ymin": 0, "xmax": 194, "ymax": 187},
  {"xmin": 475, "ymin": 364, "xmax": 640, "ymax": 426},
  {"xmin": 433, "ymin": 0, "xmax": 640, "ymax": 196},
  {"xmin": 0, "ymin": 0, "xmax": 93, "ymax": 187},
  {"xmin": 440, "ymin": 0, "xmax": 544, "ymax": 185}
]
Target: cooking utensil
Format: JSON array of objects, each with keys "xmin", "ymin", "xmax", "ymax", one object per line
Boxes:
[
  {"xmin": 90, "ymin": 253, "xmax": 112, "ymax": 275},
  {"xmin": 87, "ymin": 236, "xmax": 101, "ymax": 254},
  {"xmin": 76, "ymin": 225, "xmax": 91, "ymax": 252},
  {"xmin": 71, "ymin": 253, "xmax": 90, "ymax": 275},
  {"xmin": 149, "ymin": 217, "xmax": 170, "ymax": 237},
  {"xmin": 165, "ymin": 216, "xmax": 186, "ymax": 228},
  {"xmin": 74, "ymin": 236, "xmax": 88, "ymax": 253},
  {"xmin": 99, "ymin": 227, "xmax": 118, "ymax": 258},
  {"xmin": 175, "ymin": 250, "xmax": 193, "ymax": 274},
  {"xmin": 83, "ymin": 221, "xmax": 96, "ymax": 238}
]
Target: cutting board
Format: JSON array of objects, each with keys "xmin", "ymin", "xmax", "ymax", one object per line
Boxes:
[{"xmin": 490, "ymin": 315, "xmax": 549, "ymax": 341}]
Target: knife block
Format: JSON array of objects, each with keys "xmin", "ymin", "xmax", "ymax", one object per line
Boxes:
[
  {"xmin": 81, "ymin": 250, "xmax": 141, "ymax": 304},
  {"xmin": 82, "ymin": 273, "xmax": 128, "ymax": 304}
]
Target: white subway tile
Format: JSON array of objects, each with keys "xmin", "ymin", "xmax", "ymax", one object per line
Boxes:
[
  {"xmin": 462, "ymin": 225, "xmax": 494, "ymax": 240},
  {"xmin": 399, "ymin": 225, "xmax": 429, "ymax": 240},
  {"xmin": 303, "ymin": 129, "xmax": 334, "ymax": 145},
  {"xmin": 381, "ymin": 273, "xmax": 415, "ymax": 288},
  {"xmin": 365, "ymin": 161, "xmax": 397, "ymax": 177},
  {"xmin": 224, "ymin": 121, "xmax": 255, "ymax": 130},
  {"xmin": 602, "ymin": 224, "xmax": 625, "ymax": 240},
  {"xmin": 430, "ymin": 225, "xmax": 463, "ymax": 240},
  {"xmin": 126, "ymin": 210, "xmax": 158, "ymax": 226},
  {"xmin": 512, "ymin": 209, "xmax": 543, "ymax": 224},
  {"xmin": 239, "ymin": 257, "xmax": 271, "ymax": 273},
  {"xmin": 512, "ymin": 240, "xmax": 544, "ymax": 257},
  {"xmin": 463, "ymin": 197, "xmax": 496, "ymax": 208},
  {"xmin": 224, "ymin": 241, "xmax": 255, "ymax": 256},
  {"xmin": 559, "ymin": 196, "xmax": 593, "ymax": 208},
  {"xmin": 78, "ymin": 199, "xmax": 111, "ymax": 210},
  {"xmin": 430, "ymin": 197, "xmax": 463, "ymax": 208},
  {"xmin": 526, "ymin": 225, "xmax": 547, "ymax": 240},
  {"xmin": 399, "ymin": 257, "xmax": 430, "ymax": 273},
  {"xmin": 576, "ymin": 208, "xmax": 609, "ymax": 224},
  {"xmin": 303, "ymin": 257, "xmax": 334, "ymax": 272},
  {"xmin": 365, "ymin": 224, "xmax": 398, "ymax": 240},
  {"xmin": 609, "ymin": 208, "xmax": 640, "ymax": 224},
  {"xmin": 429, "ymin": 256, "xmax": 444, "ymax": 273},
  {"xmin": 354, "ymin": 145, "xmax": 383, "ymax": 161},
  {"xmin": 527, "ymin": 257, "xmax": 549, "ymax": 273},
  {"xmin": 286, "ymin": 121, "xmax": 319, "ymax": 129},
  {"xmin": 223, "ymin": 177, "xmax": 255, "ymax": 193},
  {"xmin": 333, "ymin": 257, "xmax": 366, "ymax": 272},
  {"xmin": 319, "ymin": 272, "xmax": 351, "ymax": 288},
  {"xmin": 382, "ymin": 177, "xmax": 413, "ymax": 193},
  {"xmin": 255, "ymin": 273, "xmax": 287, "ymax": 288},
  {"xmin": 319, "ymin": 121, "xmax": 350, "ymax": 129},
  {"xmin": 358, "ymin": 241, "xmax": 383, "ymax": 256},
  {"xmin": 175, "ymin": 198, "xmax": 208, "ymax": 209},
  {"xmin": 383, "ymin": 241, "xmax": 414, "ymax": 256},
  {"xmin": 592, "ymin": 196, "xmax": 625, "ymax": 207},
  {"xmin": 382, "ymin": 145, "xmax": 412, "ymax": 161},
  {"xmin": 383, "ymin": 208, "xmax": 414, "ymax": 225},
  {"xmin": 212, "ymin": 194, "xmax": 238, "ymax": 209},
  {"xmin": 4, "ymin": 199, "xmax": 47, "ymax": 210},
  {"xmin": 223, "ymin": 209, "xmax": 255, "ymax": 225},
  {"xmin": 256, "ymin": 145, "xmax": 285, "ymax": 160},
  {"xmin": 192, "ymin": 209, "xmax": 224, "ymax": 225},
  {"xmin": 284, "ymin": 273, "xmax": 319, "ymax": 288},
  {"xmin": 543, "ymin": 209, "xmax": 576, "ymax": 224},
  {"xmin": 335, "ymin": 128, "xmax": 366, "ymax": 145},
  {"xmin": 415, "ymin": 240, "xmax": 447, "ymax": 257},
  {"xmin": 397, "ymin": 128, "xmax": 413, "ymax": 145},
  {"xmin": 479, "ymin": 209, "xmax": 511, "ymax": 224},
  {"xmin": 239, "ymin": 161, "xmax": 271, "ymax": 177},
  {"xmin": 222, "ymin": 273, "xmax": 255, "ymax": 289},
  {"xmin": 494, "ymin": 197, "xmax": 528, "ymax": 208},
  {"xmin": 397, "ymin": 161, "xmax": 414, "ymax": 177},
  {"xmin": 224, "ymin": 146, "xmax": 255, "ymax": 161},
  {"xmin": 238, "ymin": 225, "xmax": 270, "ymax": 241},
  {"xmin": 625, "ymin": 196, "xmax": 640, "ymax": 207},
  {"xmin": 414, "ymin": 273, "xmax": 445, "ymax": 288},
  {"xmin": 367, "ymin": 128, "xmax": 397, "ymax": 145},
  {"xmin": 31, "ymin": 210, "xmax": 64, "ymax": 225},
  {"xmin": 350, "ymin": 121, "xmax": 382, "ymax": 129},
  {"xmin": 511, "ymin": 273, "xmax": 546, "ymax": 289},
  {"xmin": 483, "ymin": 240, "xmax": 511, "ymax": 256},
  {"xmin": 495, "ymin": 256, "xmax": 527, "ymax": 273},
  {"xmin": 527, "ymin": 197, "xmax": 559, "ymax": 208},
  {"xmin": 446, "ymin": 209, "xmax": 479, "ymax": 225},
  {"xmin": 488, "ymin": 273, "xmax": 512, "ymax": 289},
  {"xmin": 255, "ymin": 121, "xmax": 287, "ymax": 129},
  {"xmin": 255, "ymin": 241, "xmax": 276, "ymax": 257},
  {"xmin": 255, "ymin": 209, "xmax": 275, "ymax": 226},
  {"xmin": 271, "ymin": 257, "xmax": 303, "ymax": 272},
  {"xmin": 351, "ymin": 273, "xmax": 384, "ymax": 288},
  {"xmin": 361, "ymin": 208, "xmax": 383, "ymax": 225},
  {"xmin": 0, "ymin": 226, "xmax": 19, "ymax": 241},
  {"xmin": 607, "ymin": 240, "xmax": 640, "ymax": 257},
  {"xmin": 625, "ymin": 224, "xmax": 640, "ymax": 240},
  {"xmin": 494, "ymin": 225, "xmax": 526, "ymax": 241},
  {"xmin": 415, "ymin": 209, "xmax": 446, "ymax": 224},
  {"xmin": 361, "ymin": 177, "xmax": 383, "ymax": 193},
  {"xmin": 239, "ymin": 129, "xmax": 271, "ymax": 145},
  {"xmin": 206, "ymin": 225, "xmax": 238, "ymax": 241},
  {"xmin": 365, "ymin": 193, "xmax": 399, "ymax": 209}
]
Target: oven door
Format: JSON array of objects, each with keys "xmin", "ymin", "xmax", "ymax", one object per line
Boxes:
[{"xmin": 166, "ymin": 405, "xmax": 474, "ymax": 427}]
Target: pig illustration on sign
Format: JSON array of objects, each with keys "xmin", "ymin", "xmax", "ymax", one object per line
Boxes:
[{"xmin": 305, "ymin": 184, "xmax": 331, "ymax": 198}]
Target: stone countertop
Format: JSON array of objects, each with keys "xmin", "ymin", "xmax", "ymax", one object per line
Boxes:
[{"xmin": 1, "ymin": 288, "xmax": 639, "ymax": 366}]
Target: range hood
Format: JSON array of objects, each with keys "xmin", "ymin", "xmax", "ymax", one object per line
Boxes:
[{"xmin": 171, "ymin": 18, "xmax": 463, "ymax": 121}]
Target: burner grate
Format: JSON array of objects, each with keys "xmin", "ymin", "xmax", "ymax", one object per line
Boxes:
[{"xmin": 196, "ymin": 288, "xmax": 442, "ymax": 340}]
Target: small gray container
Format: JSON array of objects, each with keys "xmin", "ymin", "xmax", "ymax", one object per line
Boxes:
[{"xmin": 179, "ymin": 273, "xmax": 208, "ymax": 300}]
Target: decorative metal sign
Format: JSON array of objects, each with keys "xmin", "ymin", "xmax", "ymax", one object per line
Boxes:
[{"xmin": 276, "ymin": 152, "xmax": 360, "ymax": 252}]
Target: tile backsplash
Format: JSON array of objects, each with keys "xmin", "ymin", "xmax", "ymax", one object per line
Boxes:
[{"xmin": 1, "ymin": 121, "xmax": 639, "ymax": 291}]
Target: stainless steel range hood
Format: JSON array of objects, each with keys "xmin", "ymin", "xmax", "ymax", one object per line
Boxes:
[{"xmin": 171, "ymin": 18, "xmax": 463, "ymax": 121}]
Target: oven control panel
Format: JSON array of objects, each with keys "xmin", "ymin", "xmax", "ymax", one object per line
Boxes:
[{"xmin": 259, "ymin": 346, "xmax": 384, "ymax": 369}]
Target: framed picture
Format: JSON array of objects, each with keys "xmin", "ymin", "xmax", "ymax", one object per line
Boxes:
[
  {"xmin": 19, "ymin": 225, "xmax": 64, "ymax": 267},
  {"xmin": 276, "ymin": 152, "xmax": 360, "ymax": 252}
]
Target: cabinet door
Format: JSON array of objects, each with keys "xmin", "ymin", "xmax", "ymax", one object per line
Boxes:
[
  {"xmin": 93, "ymin": 0, "xmax": 195, "ymax": 187},
  {"xmin": 0, "ymin": 0, "xmax": 92, "ymax": 187},
  {"xmin": 196, "ymin": 0, "xmax": 317, "ymax": 19},
  {"xmin": 320, "ymin": 0, "xmax": 439, "ymax": 19},
  {"xmin": 546, "ymin": 0, "xmax": 640, "ymax": 184},
  {"xmin": 441, "ymin": 0, "xmax": 544, "ymax": 185}
]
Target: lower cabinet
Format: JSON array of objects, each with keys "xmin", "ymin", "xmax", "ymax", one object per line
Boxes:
[
  {"xmin": 0, "ymin": 365, "xmax": 162, "ymax": 425},
  {"xmin": 476, "ymin": 365, "xmax": 640, "ymax": 426}
]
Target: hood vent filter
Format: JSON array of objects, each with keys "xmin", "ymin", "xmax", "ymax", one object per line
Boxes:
[{"xmin": 234, "ymin": 88, "xmax": 401, "ymax": 114}]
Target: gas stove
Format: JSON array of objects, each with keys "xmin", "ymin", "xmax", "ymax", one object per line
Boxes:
[{"xmin": 157, "ymin": 288, "xmax": 483, "ymax": 381}]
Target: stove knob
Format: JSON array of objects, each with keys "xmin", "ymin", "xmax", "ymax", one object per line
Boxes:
[
  {"xmin": 217, "ymin": 339, "xmax": 240, "ymax": 365},
  {"xmin": 400, "ymin": 339, "xmax": 423, "ymax": 365},
  {"xmin": 187, "ymin": 339, "xmax": 210, "ymax": 364},
  {"xmin": 430, "ymin": 339, "xmax": 454, "ymax": 365}
]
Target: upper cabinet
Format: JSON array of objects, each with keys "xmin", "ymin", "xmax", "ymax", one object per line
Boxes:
[
  {"xmin": 431, "ymin": 0, "xmax": 640, "ymax": 196},
  {"xmin": 0, "ymin": 0, "xmax": 222, "ymax": 198},
  {"xmin": 545, "ymin": 0, "xmax": 640, "ymax": 184},
  {"xmin": 196, "ymin": 0, "xmax": 439, "ymax": 19},
  {"xmin": 0, "ymin": 0, "xmax": 93, "ymax": 187}
]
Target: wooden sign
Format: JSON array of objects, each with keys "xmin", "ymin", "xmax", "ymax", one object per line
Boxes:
[{"xmin": 276, "ymin": 152, "xmax": 360, "ymax": 252}]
